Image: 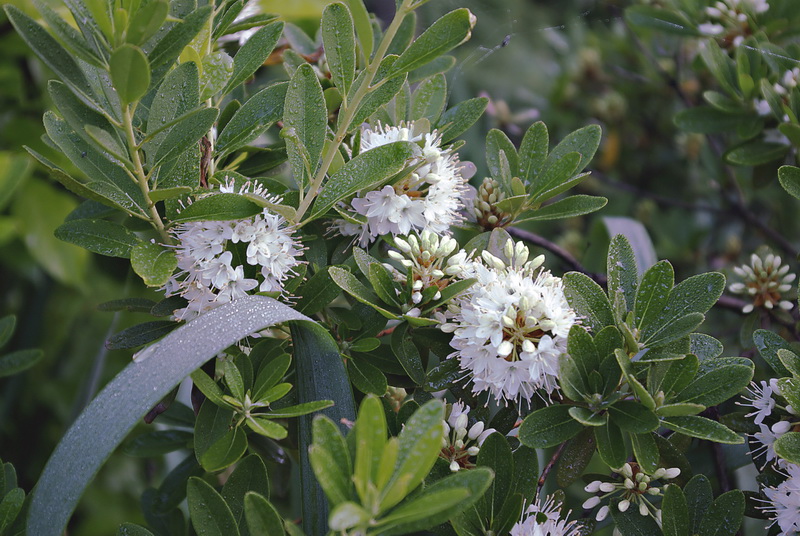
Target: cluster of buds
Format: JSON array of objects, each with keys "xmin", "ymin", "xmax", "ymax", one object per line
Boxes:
[
  {"xmin": 482, "ymin": 238, "xmax": 546, "ymax": 276},
  {"xmin": 729, "ymin": 252, "xmax": 796, "ymax": 313},
  {"xmin": 468, "ymin": 177, "xmax": 512, "ymax": 229},
  {"xmin": 582, "ymin": 463, "xmax": 681, "ymax": 524},
  {"xmin": 439, "ymin": 402, "xmax": 495, "ymax": 472},
  {"xmin": 698, "ymin": 0, "xmax": 769, "ymax": 48},
  {"xmin": 386, "ymin": 231, "xmax": 470, "ymax": 306}
]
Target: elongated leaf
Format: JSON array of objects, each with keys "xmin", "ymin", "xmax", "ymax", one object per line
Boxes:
[
  {"xmin": 625, "ymin": 5, "xmax": 698, "ymax": 36},
  {"xmin": 387, "ymin": 8, "xmax": 475, "ymax": 77},
  {"xmin": 519, "ymin": 404, "xmax": 583, "ymax": 449},
  {"xmin": 697, "ymin": 490, "xmax": 745, "ymax": 536},
  {"xmin": 291, "ymin": 321, "xmax": 356, "ymax": 536},
  {"xmin": 308, "ymin": 142, "xmax": 414, "ymax": 220},
  {"xmin": 753, "ymin": 329, "xmax": 792, "ymax": 376},
  {"xmin": 354, "ymin": 396, "xmax": 386, "ymax": 502},
  {"xmin": 519, "ymin": 121, "xmax": 549, "ymax": 182},
  {"xmin": 562, "ymin": 272, "xmax": 614, "ymax": 333},
  {"xmin": 328, "ymin": 266, "xmax": 398, "ymax": 318},
  {"xmin": 516, "ymin": 195, "xmax": 607, "ymax": 223},
  {"xmin": 187, "ymin": 477, "xmax": 240, "ymax": 536},
  {"xmin": 226, "ymin": 21, "xmax": 284, "ymax": 92},
  {"xmin": 773, "ymin": 432, "xmax": 800, "ymax": 464},
  {"xmin": 675, "ymin": 359, "xmax": 753, "ymax": 407},
  {"xmin": 244, "ymin": 492, "xmax": 285, "ymax": 536},
  {"xmin": 411, "ymin": 74, "xmax": 447, "ymax": 123},
  {"xmin": 285, "ymin": 64, "xmax": 326, "ymax": 183},
  {"xmin": 222, "ymin": 455, "xmax": 271, "ymax": 531},
  {"xmin": 662, "ymin": 484, "xmax": 689, "ymax": 536},
  {"xmin": 145, "ymin": 62, "xmax": 200, "ymax": 163},
  {"xmin": 390, "ymin": 323, "xmax": 425, "ymax": 384},
  {"xmin": 28, "ymin": 297, "xmax": 311, "ymax": 536},
  {"xmin": 0, "ymin": 349, "xmax": 44, "ymax": 378},
  {"xmin": 148, "ymin": 6, "xmax": 213, "ymax": 74},
  {"xmin": 342, "ymin": 0, "xmax": 372, "ymax": 64},
  {"xmin": 322, "ymin": 3, "xmax": 356, "ymax": 96},
  {"xmin": 661, "ymin": 416, "xmax": 743, "ymax": 444},
  {"xmin": 634, "ymin": 260, "xmax": 674, "ymax": 331},
  {"xmin": 153, "ymin": 107, "xmax": 219, "ymax": 167},
  {"xmin": 54, "ymin": 219, "xmax": 139, "ymax": 259},
  {"xmin": 217, "ymin": 82, "xmax": 288, "ymax": 157},
  {"xmin": 594, "ymin": 421, "xmax": 627, "ymax": 468},
  {"xmin": 172, "ymin": 193, "xmax": 262, "ymax": 223},
  {"xmin": 436, "ymin": 97, "xmax": 488, "ymax": 143},
  {"xmin": 110, "ymin": 45, "xmax": 151, "ymax": 105},
  {"xmin": 607, "ymin": 234, "xmax": 638, "ymax": 314},
  {"xmin": 778, "ymin": 165, "xmax": 800, "ymax": 200}
]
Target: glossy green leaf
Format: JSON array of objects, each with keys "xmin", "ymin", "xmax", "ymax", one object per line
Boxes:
[
  {"xmin": 0, "ymin": 349, "xmax": 44, "ymax": 378},
  {"xmin": 778, "ymin": 165, "xmax": 800, "ymax": 200},
  {"xmin": 285, "ymin": 64, "xmax": 326, "ymax": 183},
  {"xmin": 609, "ymin": 400, "xmax": 659, "ymax": 433},
  {"xmin": 753, "ymin": 329, "xmax": 792, "ymax": 376},
  {"xmin": 562, "ymin": 272, "xmax": 615, "ymax": 333},
  {"xmin": 609, "ymin": 498, "xmax": 662, "ymax": 535},
  {"xmin": 557, "ymin": 428, "xmax": 596, "ymax": 487},
  {"xmin": 148, "ymin": 6, "xmax": 213, "ymax": 74},
  {"xmin": 436, "ymin": 97, "xmax": 488, "ymax": 143},
  {"xmin": 675, "ymin": 357, "xmax": 753, "ymax": 407},
  {"xmin": 171, "ymin": 193, "xmax": 261, "ymax": 223},
  {"xmin": 222, "ymin": 456, "xmax": 271, "ymax": 531},
  {"xmin": 348, "ymin": 56, "xmax": 407, "ymax": 128},
  {"xmin": 117, "ymin": 523, "xmax": 155, "ymax": 536},
  {"xmin": 354, "ymin": 396, "xmax": 386, "ymax": 501},
  {"xmin": 516, "ymin": 195, "xmax": 607, "ymax": 222},
  {"xmin": 310, "ymin": 415, "xmax": 352, "ymax": 505},
  {"xmin": 54, "ymin": 219, "xmax": 139, "ymax": 258},
  {"xmin": 32, "ymin": 0, "xmax": 104, "ymax": 66},
  {"xmin": 328, "ymin": 266, "xmax": 398, "ymax": 318},
  {"xmin": 725, "ymin": 140, "xmax": 787, "ymax": 166},
  {"xmin": 390, "ymin": 323, "xmax": 426, "ymax": 384},
  {"xmin": 410, "ymin": 74, "xmax": 447, "ymax": 123},
  {"xmin": 322, "ymin": 2, "xmax": 356, "ymax": 96},
  {"xmin": 387, "ymin": 8, "xmax": 474, "ymax": 77},
  {"xmin": 217, "ymin": 82, "xmax": 287, "ymax": 157},
  {"xmin": 110, "ymin": 45, "xmax": 151, "ymax": 106},
  {"xmin": 607, "ymin": 234, "xmax": 638, "ymax": 314},
  {"xmin": 225, "ymin": 21, "xmax": 284, "ymax": 92},
  {"xmin": 685, "ymin": 475, "xmax": 712, "ymax": 533},
  {"xmin": 519, "ymin": 404, "xmax": 583, "ymax": 449},
  {"xmin": 634, "ymin": 260, "xmax": 674, "ymax": 331},
  {"xmin": 187, "ymin": 476, "xmax": 240, "ymax": 536},
  {"xmin": 131, "ymin": 241, "xmax": 178, "ymax": 288},
  {"xmin": 774, "ymin": 432, "xmax": 800, "ymax": 465},
  {"xmin": 201, "ymin": 427, "xmax": 248, "ymax": 472},
  {"xmin": 309, "ymin": 141, "xmax": 415, "ymax": 221},
  {"xmin": 662, "ymin": 483, "xmax": 689, "ymax": 536},
  {"xmin": 342, "ymin": 0, "xmax": 372, "ymax": 64},
  {"xmin": 594, "ymin": 421, "xmax": 627, "ymax": 468},
  {"xmin": 106, "ymin": 321, "xmax": 177, "ymax": 350},
  {"xmin": 625, "ymin": 5, "xmax": 698, "ymax": 36},
  {"xmin": 122, "ymin": 430, "xmax": 192, "ymax": 457},
  {"xmin": 475, "ymin": 432, "xmax": 513, "ymax": 521},
  {"xmin": 153, "ymin": 107, "xmax": 219, "ymax": 167},
  {"xmin": 349, "ymin": 357, "xmax": 388, "ymax": 395},
  {"xmin": 662, "ymin": 416, "xmax": 742, "ymax": 444},
  {"xmin": 631, "ymin": 433, "xmax": 659, "ymax": 474},
  {"xmin": 244, "ymin": 492, "xmax": 285, "ymax": 536},
  {"xmin": 697, "ymin": 490, "xmax": 745, "ymax": 536}
]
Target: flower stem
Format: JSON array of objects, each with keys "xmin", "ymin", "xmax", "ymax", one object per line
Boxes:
[
  {"xmin": 294, "ymin": 0, "xmax": 414, "ymax": 223},
  {"xmin": 122, "ymin": 104, "xmax": 171, "ymax": 243}
]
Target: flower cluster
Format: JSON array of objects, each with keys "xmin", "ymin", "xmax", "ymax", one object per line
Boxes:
[
  {"xmin": 510, "ymin": 495, "xmax": 580, "ymax": 536},
  {"xmin": 464, "ymin": 177, "xmax": 512, "ymax": 229},
  {"xmin": 385, "ymin": 231, "xmax": 469, "ymax": 311},
  {"xmin": 165, "ymin": 184, "xmax": 303, "ymax": 321},
  {"xmin": 762, "ymin": 463, "xmax": 800, "ymax": 534},
  {"xmin": 699, "ymin": 0, "xmax": 769, "ymax": 47},
  {"xmin": 439, "ymin": 402, "xmax": 495, "ymax": 472},
  {"xmin": 336, "ymin": 122, "xmax": 469, "ymax": 246},
  {"xmin": 728, "ymin": 252, "xmax": 796, "ymax": 313},
  {"xmin": 741, "ymin": 379, "xmax": 797, "ymax": 466},
  {"xmin": 582, "ymin": 463, "xmax": 681, "ymax": 524},
  {"xmin": 441, "ymin": 239, "xmax": 577, "ymax": 404}
]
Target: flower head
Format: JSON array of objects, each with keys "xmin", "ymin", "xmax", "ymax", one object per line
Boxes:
[
  {"xmin": 165, "ymin": 182, "xmax": 303, "ymax": 320},
  {"xmin": 700, "ymin": 0, "xmax": 769, "ymax": 48},
  {"xmin": 762, "ymin": 463, "xmax": 800, "ymax": 534},
  {"xmin": 439, "ymin": 402, "xmax": 495, "ymax": 472},
  {"xmin": 583, "ymin": 463, "xmax": 681, "ymax": 524},
  {"xmin": 336, "ymin": 122, "xmax": 468, "ymax": 245},
  {"xmin": 510, "ymin": 495, "xmax": 580, "ymax": 536},
  {"xmin": 440, "ymin": 239, "xmax": 577, "ymax": 404},
  {"xmin": 729, "ymin": 252, "xmax": 796, "ymax": 313}
]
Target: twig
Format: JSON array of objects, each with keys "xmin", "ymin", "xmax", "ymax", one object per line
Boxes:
[{"xmin": 537, "ymin": 442, "xmax": 567, "ymax": 494}]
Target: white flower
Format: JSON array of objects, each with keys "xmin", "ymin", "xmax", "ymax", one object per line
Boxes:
[
  {"xmin": 165, "ymin": 184, "xmax": 303, "ymax": 321},
  {"xmin": 582, "ymin": 463, "xmax": 680, "ymax": 523},
  {"xmin": 440, "ymin": 239, "xmax": 575, "ymax": 404},
  {"xmin": 336, "ymin": 122, "xmax": 468, "ymax": 246},
  {"xmin": 762, "ymin": 463, "xmax": 800, "ymax": 534},
  {"xmin": 510, "ymin": 495, "xmax": 580, "ymax": 536},
  {"xmin": 739, "ymin": 380, "xmax": 777, "ymax": 425},
  {"xmin": 729, "ymin": 251, "xmax": 796, "ymax": 313},
  {"xmin": 751, "ymin": 420, "xmax": 792, "ymax": 467},
  {"xmin": 440, "ymin": 401, "xmax": 496, "ymax": 471}
]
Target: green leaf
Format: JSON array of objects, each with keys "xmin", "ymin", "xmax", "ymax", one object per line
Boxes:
[
  {"xmin": 697, "ymin": 490, "xmax": 745, "ymax": 536},
  {"xmin": 131, "ymin": 241, "xmax": 177, "ymax": 288},
  {"xmin": 390, "ymin": 323, "xmax": 426, "ymax": 384},
  {"xmin": 187, "ymin": 476, "xmax": 240, "ymax": 536},
  {"xmin": 54, "ymin": 219, "xmax": 139, "ymax": 259},
  {"xmin": 285, "ymin": 63, "xmax": 326, "ymax": 183},
  {"xmin": 607, "ymin": 234, "xmax": 638, "ymax": 314},
  {"xmin": 774, "ymin": 432, "xmax": 800, "ymax": 464},
  {"xmin": 594, "ymin": 421, "xmax": 627, "ymax": 468},
  {"xmin": 126, "ymin": 0, "xmax": 169, "ymax": 45},
  {"xmin": 117, "ymin": 523, "xmax": 155, "ymax": 536},
  {"xmin": 519, "ymin": 404, "xmax": 583, "ymax": 449},
  {"xmin": 106, "ymin": 321, "xmax": 177, "ymax": 350},
  {"xmin": 625, "ymin": 5, "xmax": 698, "ymax": 36},
  {"xmin": 368, "ymin": 263, "xmax": 400, "ymax": 306},
  {"xmin": 631, "ymin": 433, "xmax": 660, "ymax": 474},
  {"xmin": 379, "ymin": 399, "xmax": 445, "ymax": 511},
  {"xmin": 217, "ymin": 85, "xmax": 287, "ymax": 157},
  {"xmin": 388, "ymin": 8, "xmax": 474, "ymax": 77},
  {"xmin": 411, "ymin": 74, "xmax": 447, "ymax": 123},
  {"xmin": 322, "ymin": 3, "xmax": 356, "ymax": 96},
  {"xmin": 0, "ymin": 349, "xmax": 44, "ymax": 378},
  {"xmin": 674, "ymin": 107, "xmax": 750, "ymax": 134},
  {"xmin": 171, "ymin": 193, "xmax": 261, "ymax": 223},
  {"xmin": 0, "ymin": 487, "xmax": 24, "ymax": 534},
  {"xmin": 609, "ymin": 400, "xmax": 659, "ymax": 433},
  {"xmin": 294, "ymin": 268, "xmax": 341, "ymax": 315},
  {"xmin": 557, "ymin": 427, "xmax": 596, "ymax": 487},
  {"xmin": 546, "ymin": 124, "xmax": 601, "ymax": 175},
  {"xmin": 529, "ymin": 152, "xmax": 580, "ymax": 201},
  {"xmin": 475, "ymin": 432, "xmax": 513, "ymax": 521},
  {"xmin": 32, "ymin": 0, "xmax": 104, "ymax": 66},
  {"xmin": 778, "ymin": 348, "xmax": 800, "ymax": 377},
  {"xmin": 201, "ymin": 427, "xmax": 248, "ymax": 471},
  {"xmin": 48, "ymin": 81, "xmax": 122, "ymax": 155},
  {"xmin": 110, "ymin": 44, "xmax": 151, "ymax": 106},
  {"xmin": 562, "ymin": 272, "xmax": 615, "ymax": 333},
  {"xmin": 0, "ymin": 316, "xmax": 15, "ymax": 350},
  {"xmin": 515, "ymin": 195, "xmax": 607, "ymax": 223},
  {"xmin": 222, "ymin": 456, "xmax": 271, "ymax": 531},
  {"xmin": 486, "ymin": 129, "xmax": 518, "ymax": 183},
  {"xmin": 309, "ymin": 141, "xmax": 415, "ymax": 221},
  {"xmin": 519, "ymin": 121, "xmax": 549, "ymax": 183},
  {"xmin": 27, "ymin": 297, "xmax": 311, "ymax": 536},
  {"xmin": 247, "ymin": 417, "xmax": 288, "ymax": 439},
  {"xmin": 310, "ymin": 415, "xmax": 352, "ymax": 505},
  {"xmin": 5, "ymin": 5, "xmax": 97, "ymax": 108},
  {"xmin": 225, "ymin": 21, "xmax": 284, "ymax": 92},
  {"xmin": 328, "ymin": 266, "xmax": 398, "ymax": 318},
  {"xmin": 145, "ymin": 61, "xmax": 199, "ymax": 161},
  {"xmin": 148, "ymin": 6, "xmax": 213, "ymax": 74},
  {"xmin": 349, "ymin": 357, "xmax": 388, "ymax": 396},
  {"xmin": 122, "ymin": 430, "xmax": 192, "ymax": 457},
  {"xmin": 342, "ymin": 0, "xmax": 372, "ymax": 64},
  {"xmin": 609, "ymin": 498, "xmax": 662, "ymax": 535},
  {"xmin": 635, "ymin": 260, "xmax": 674, "ymax": 331},
  {"xmin": 353, "ymin": 396, "xmax": 386, "ymax": 502},
  {"xmin": 153, "ymin": 107, "xmax": 219, "ymax": 167},
  {"xmin": 244, "ymin": 493, "xmax": 285, "ymax": 536},
  {"xmin": 685, "ymin": 475, "xmax": 712, "ymax": 533},
  {"xmin": 291, "ymin": 321, "xmax": 356, "ymax": 536},
  {"xmin": 662, "ymin": 484, "xmax": 689, "ymax": 536},
  {"xmin": 642, "ymin": 272, "xmax": 725, "ymax": 345},
  {"xmin": 348, "ymin": 56, "xmax": 407, "ymax": 129},
  {"xmin": 436, "ymin": 97, "xmax": 488, "ymax": 143},
  {"xmin": 778, "ymin": 165, "xmax": 800, "ymax": 200},
  {"xmin": 675, "ymin": 358, "xmax": 753, "ymax": 407},
  {"xmin": 725, "ymin": 140, "xmax": 787, "ymax": 166},
  {"xmin": 656, "ymin": 403, "xmax": 704, "ymax": 417},
  {"xmin": 753, "ymin": 329, "xmax": 792, "ymax": 377},
  {"xmin": 661, "ymin": 416, "xmax": 742, "ymax": 444}
]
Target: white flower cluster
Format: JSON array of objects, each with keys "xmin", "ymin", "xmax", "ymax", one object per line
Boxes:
[
  {"xmin": 699, "ymin": 0, "xmax": 769, "ymax": 46},
  {"xmin": 582, "ymin": 463, "xmax": 681, "ymax": 525},
  {"xmin": 729, "ymin": 252, "xmax": 796, "ymax": 313},
  {"xmin": 510, "ymin": 495, "xmax": 580, "ymax": 536},
  {"xmin": 763, "ymin": 463, "xmax": 800, "ymax": 535},
  {"xmin": 165, "ymin": 183, "xmax": 303, "ymax": 321},
  {"xmin": 386, "ymin": 230, "xmax": 469, "ymax": 309},
  {"xmin": 440, "ymin": 239, "xmax": 577, "ymax": 404},
  {"xmin": 741, "ymin": 380, "xmax": 797, "ymax": 466},
  {"xmin": 336, "ymin": 122, "xmax": 468, "ymax": 246},
  {"xmin": 440, "ymin": 402, "xmax": 495, "ymax": 472}
]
